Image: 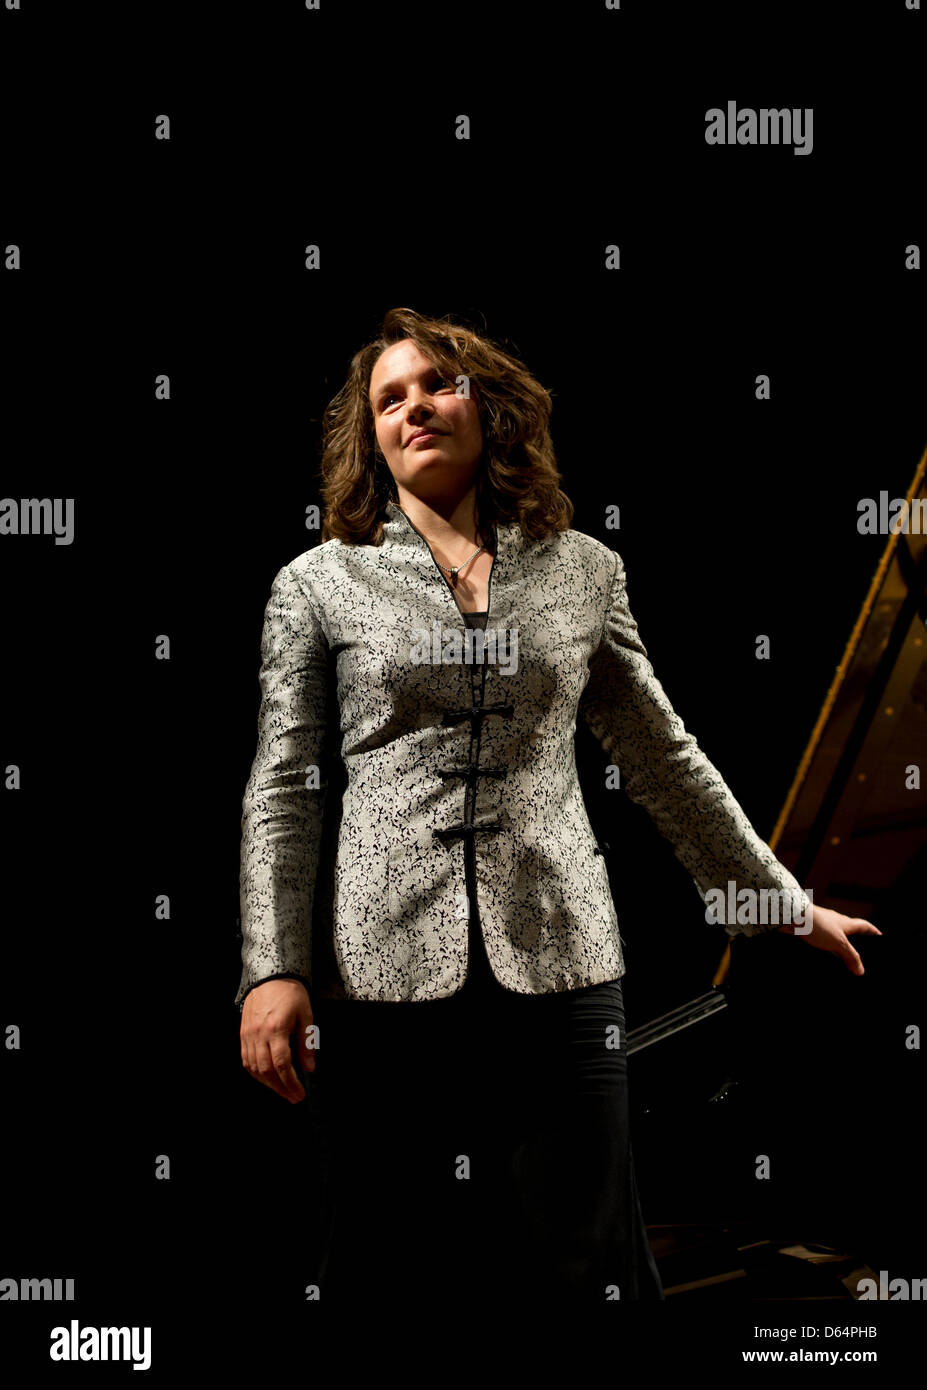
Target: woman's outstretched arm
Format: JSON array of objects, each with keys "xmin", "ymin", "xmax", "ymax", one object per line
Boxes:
[{"xmin": 577, "ymin": 549, "xmax": 879, "ymax": 970}]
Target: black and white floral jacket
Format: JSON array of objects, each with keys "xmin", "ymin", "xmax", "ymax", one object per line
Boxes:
[{"xmin": 234, "ymin": 500, "xmax": 808, "ymax": 1009}]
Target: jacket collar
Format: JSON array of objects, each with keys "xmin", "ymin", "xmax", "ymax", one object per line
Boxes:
[{"xmin": 382, "ymin": 499, "xmax": 523, "ymax": 563}]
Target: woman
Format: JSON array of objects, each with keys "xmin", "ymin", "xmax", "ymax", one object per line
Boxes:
[{"xmin": 236, "ymin": 307, "xmax": 880, "ymax": 1308}]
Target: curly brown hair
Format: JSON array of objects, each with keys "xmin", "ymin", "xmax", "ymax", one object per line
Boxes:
[{"xmin": 317, "ymin": 307, "xmax": 574, "ymax": 546}]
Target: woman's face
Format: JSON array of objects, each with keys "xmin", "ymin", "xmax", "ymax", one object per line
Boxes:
[{"xmin": 368, "ymin": 338, "xmax": 483, "ymax": 504}]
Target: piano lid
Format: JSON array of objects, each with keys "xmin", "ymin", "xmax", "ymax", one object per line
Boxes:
[{"xmin": 714, "ymin": 445, "xmax": 927, "ymax": 984}]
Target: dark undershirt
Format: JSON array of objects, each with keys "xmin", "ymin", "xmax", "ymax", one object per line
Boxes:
[{"xmin": 459, "ymin": 608, "xmax": 494, "ymax": 984}]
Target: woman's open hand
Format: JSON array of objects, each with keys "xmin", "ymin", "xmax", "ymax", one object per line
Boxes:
[{"xmin": 778, "ymin": 902, "xmax": 882, "ymax": 976}]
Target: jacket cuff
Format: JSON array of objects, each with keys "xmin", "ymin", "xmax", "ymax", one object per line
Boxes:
[
  {"xmin": 236, "ymin": 972, "xmax": 312, "ymax": 1012},
  {"xmin": 721, "ymin": 885, "xmax": 812, "ymax": 939}
]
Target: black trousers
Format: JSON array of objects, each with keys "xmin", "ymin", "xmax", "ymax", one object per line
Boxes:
[{"xmin": 301, "ymin": 913, "xmax": 665, "ymax": 1307}]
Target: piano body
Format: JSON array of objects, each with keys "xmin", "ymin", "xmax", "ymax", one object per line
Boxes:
[{"xmin": 623, "ymin": 449, "xmax": 927, "ymax": 1292}]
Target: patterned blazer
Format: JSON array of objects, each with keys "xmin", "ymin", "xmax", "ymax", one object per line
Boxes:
[{"xmin": 234, "ymin": 499, "xmax": 809, "ymax": 1009}]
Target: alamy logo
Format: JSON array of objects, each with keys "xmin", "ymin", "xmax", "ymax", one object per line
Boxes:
[
  {"xmin": 0, "ymin": 497, "xmax": 75, "ymax": 545},
  {"xmin": 409, "ymin": 621, "xmax": 518, "ymax": 675},
  {"xmin": 704, "ymin": 882, "xmax": 813, "ymax": 930},
  {"xmin": 705, "ymin": 103, "xmax": 813, "ymax": 156},
  {"xmin": 856, "ymin": 1271, "xmax": 927, "ymax": 1299},
  {"xmin": 0, "ymin": 1275, "xmax": 75, "ymax": 1299},
  {"xmin": 49, "ymin": 1319, "xmax": 151, "ymax": 1370},
  {"xmin": 857, "ymin": 491, "xmax": 926, "ymax": 534}
]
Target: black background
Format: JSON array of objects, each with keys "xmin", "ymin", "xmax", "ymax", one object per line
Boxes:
[{"xmin": 2, "ymin": 0, "xmax": 925, "ymax": 1373}]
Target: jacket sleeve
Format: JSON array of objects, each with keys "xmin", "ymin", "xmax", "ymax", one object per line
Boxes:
[
  {"xmin": 234, "ymin": 563, "xmax": 332, "ymax": 1008},
  {"xmin": 578, "ymin": 549, "xmax": 810, "ymax": 940}
]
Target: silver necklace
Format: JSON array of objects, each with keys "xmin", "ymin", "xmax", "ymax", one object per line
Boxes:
[{"xmin": 433, "ymin": 543, "xmax": 486, "ymax": 586}]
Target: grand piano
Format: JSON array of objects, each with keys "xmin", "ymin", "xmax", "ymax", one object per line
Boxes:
[{"xmin": 622, "ymin": 448, "xmax": 927, "ymax": 1299}]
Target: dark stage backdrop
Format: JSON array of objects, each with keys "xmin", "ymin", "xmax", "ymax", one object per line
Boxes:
[{"xmin": 2, "ymin": 0, "xmax": 925, "ymax": 1373}]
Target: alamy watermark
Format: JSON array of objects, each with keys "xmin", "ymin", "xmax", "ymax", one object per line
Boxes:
[
  {"xmin": 857, "ymin": 491, "xmax": 926, "ymax": 535},
  {"xmin": 704, "ymin": 883, "xmax": 813, "ymax": 932},
  {"xmin": 49, "ymin": 1320, "xmax": 151, "ymax": 1370},
  {"xmin": 856, "ymin": 1270, "xmax": 927, "ymax": 1300},
  {"xmin": 0, "ymin": 497, "xmax": 74, "ymax": 545},
  {"xmin": 705, "ymin": 103, "xmax": 813, "ymax": 156},
  {"xmin": 409, "ymin": 621, "xmax": 518, "ymax": 675}
]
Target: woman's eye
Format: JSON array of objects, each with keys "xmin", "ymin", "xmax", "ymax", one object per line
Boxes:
[{"xmin": 383, "ymin": 376, "xmax": 449, "ymax": 407}]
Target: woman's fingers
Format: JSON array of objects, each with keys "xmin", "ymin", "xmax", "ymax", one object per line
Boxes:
[
  {"xmin": 844, "ymin": 919, "xmax": 882, "ymax": 935},
  {"xmin": 239, "ymin": 979, "xmax": 315, "ymax": 1103},
  {"xmin": 841, "ymin": 918, "xmax": 882, "ymax": 974},
  {"xmin": 260, "ymin": 1034, "xmax": 307, "ymax": 1104},
  {"xmin": 799, "ymin": 908, "xmax": 883, "ymax": 976},
  {"xmin": 842, "ymin": 918, "xmax": 882, "ymax": 975},
  {"xmin": 843, "ymin": 939, "xmax": 864, "ymax": 975},
  {"xmin": 819, "ymin": 915, "xmax": 882, "ymax": 975}
]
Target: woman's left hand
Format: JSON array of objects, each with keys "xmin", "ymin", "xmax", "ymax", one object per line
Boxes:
[{"xmin": 778, "ymin": 903, "xmax": 882, "ymax": 975}]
